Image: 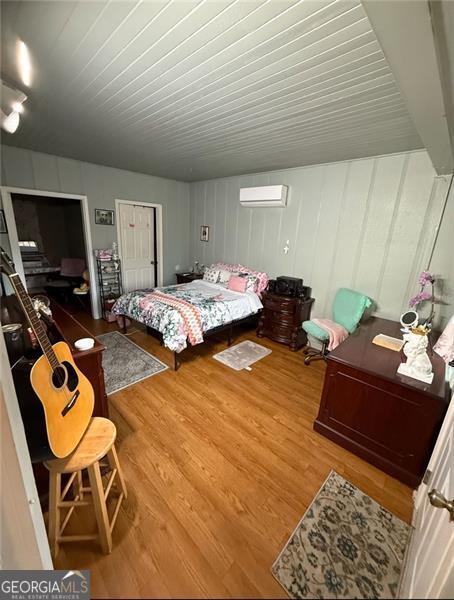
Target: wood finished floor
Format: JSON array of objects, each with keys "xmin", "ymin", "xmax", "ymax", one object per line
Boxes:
[{"xmin": 55, "ymin": 311, "xmax": 413, "ymax": 598}]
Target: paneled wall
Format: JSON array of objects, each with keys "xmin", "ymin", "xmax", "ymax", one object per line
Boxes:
[
  {"xmin": 0, "ymin": 145, "xmax": 190, "ymax": 288},
  {"xmin": 190, "ymin": 150, "xmax": 452, "ymax": 324}
]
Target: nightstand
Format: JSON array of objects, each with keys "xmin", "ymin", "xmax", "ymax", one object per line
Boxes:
[
  {"xmin": 257, "ymin": 292, "xmax": 314, "ymax": 351},
  {"xmin": 176, "ymin": 272, "xmax": 203, "ymax": 284}
]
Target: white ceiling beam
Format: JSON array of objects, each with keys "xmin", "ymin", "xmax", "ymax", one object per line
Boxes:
[{"xmin": 362, "ymin": 0, "xmax": 453, "ymax": 175}]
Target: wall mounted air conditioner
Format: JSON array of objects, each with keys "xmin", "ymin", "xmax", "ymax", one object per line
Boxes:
[{"xmin": 239, "ymin": 185, "xmax": 288, "ymax": 208}]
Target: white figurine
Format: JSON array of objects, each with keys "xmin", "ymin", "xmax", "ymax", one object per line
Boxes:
[{"xmin": 397, "ymin": 329, "xmax": 434, "ymax": 384}]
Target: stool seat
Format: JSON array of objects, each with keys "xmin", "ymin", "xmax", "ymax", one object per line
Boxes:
[
  {"xmin": 44, "ymin": 417, "xmax": 126, "ymax": 557},
  {"xmin": 45, "ymin": 417, "xmax": 116, "ymax": 473}
]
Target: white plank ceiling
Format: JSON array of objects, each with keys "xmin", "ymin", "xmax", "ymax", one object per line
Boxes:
[{"xmin": 1, "ymin": 0, "xmax": 423, "ymax": 181}]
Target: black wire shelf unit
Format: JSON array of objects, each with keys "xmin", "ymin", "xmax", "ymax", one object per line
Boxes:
[{"xmin": 96, "ymin": 258, "xmax": 123, "ymax": 320}]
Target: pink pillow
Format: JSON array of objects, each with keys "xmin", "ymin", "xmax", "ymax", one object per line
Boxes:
[
  {"xmin": 211, "ymin": 262, "xmax": 269, "ymax": 294},
  {"xmin": 228, "ymin": 275, "xmax": 247, "ymax": 293}
]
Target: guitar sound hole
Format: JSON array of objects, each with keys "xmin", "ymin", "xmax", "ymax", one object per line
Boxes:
[
  {"xmin": 52, "ymin": 365, "xmax": 67, "ymax": 389},
  {"xmin": 52, "ymin": 361, "xmax": 79, "ymax": 391}
]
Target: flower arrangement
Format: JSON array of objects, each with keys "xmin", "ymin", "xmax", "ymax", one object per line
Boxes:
[{"xmin": 409, "ymin": 270, "xmax": 436, "ymax": 328}]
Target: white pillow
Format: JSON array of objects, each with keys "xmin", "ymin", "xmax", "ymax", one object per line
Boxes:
[
  {"xmin": 203, "ymin": 268, "xmax": 220, "ymax": 284},
  {"xmin": 218, "ymin": 269, "xmax": 238, "ymax": 284}
]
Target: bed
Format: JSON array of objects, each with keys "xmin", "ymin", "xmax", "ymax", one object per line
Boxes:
[{"xmin": 112, "ymin": 263, "xmax": 268, "ymax": 370}]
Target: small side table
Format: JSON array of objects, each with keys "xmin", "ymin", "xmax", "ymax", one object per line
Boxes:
[
  {"xmin": 176, "ymin": 272, "xmax": 203, "ymax": 284},
  {"xmin": 257, "ymin": 292, "xmax": 314, "ymax": 351}
]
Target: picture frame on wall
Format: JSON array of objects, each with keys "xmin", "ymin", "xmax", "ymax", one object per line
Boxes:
[
  {"xmin": 95, "ymin": 208, "xmax": 115, "ymax": 226},
  {"xmin": 200, "ymin": 225, "xmax": 209, "ymax": 242},
  {"xmin": 0, "ymin": 210, "xmax": 7, "ymax": 234}
]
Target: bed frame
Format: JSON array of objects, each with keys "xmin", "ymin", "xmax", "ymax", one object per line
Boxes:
[{"xmin": 122, "ymin": 312, "xmax": 261, "ymax": 371}]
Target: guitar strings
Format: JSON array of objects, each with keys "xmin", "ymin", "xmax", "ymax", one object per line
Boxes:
[{"xmin": 3, "ymin": 263, "xmax": 72, "ymax": 398}]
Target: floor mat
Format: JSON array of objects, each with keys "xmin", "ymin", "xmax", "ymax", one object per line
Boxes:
[
  {"xmin": 213, "ymin": 340, "xmax": 271, "ymax": 370},
  {"xmin": 272, "ymin": 471, "xmax": 411, "ymax": 599},
  {"xmin": 97, "ymin": 331, "xmax": 167, "ymax": 394}
]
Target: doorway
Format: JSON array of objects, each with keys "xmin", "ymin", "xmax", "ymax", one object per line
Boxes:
[
  {"xmin": 115, "ymin": 199, "xmax": 163, "ymax": 292},
  {"xmin": 1, "ymin": 187, "xmax": 97, "ymax": 318}
]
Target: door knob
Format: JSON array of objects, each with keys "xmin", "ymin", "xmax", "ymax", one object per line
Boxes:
[{"xmin": 428, "ymin": 489, "xmax": 454, "ymax": 521}]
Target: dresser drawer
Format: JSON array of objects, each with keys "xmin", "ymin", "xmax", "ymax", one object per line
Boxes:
[
  {"xmin": 270, "ymin": 310, "xmax": 294, "ymax": 325},
  {"xmin": 270, "ymin": 322, "xmax": 293, "ymax": 338},
  {"xmin": 263, "ymin": 296, "xmax": 296, "ymax": 311}
]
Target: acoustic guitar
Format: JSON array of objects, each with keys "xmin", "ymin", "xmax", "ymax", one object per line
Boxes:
[{"xmin": 1, "ymin": 248, "xmax": 94, "ymax": 460}]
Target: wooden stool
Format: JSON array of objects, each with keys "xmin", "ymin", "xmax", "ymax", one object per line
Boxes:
[{"xmin": 44, "ymin": 417, "xmax": 127, "ymax": 558}]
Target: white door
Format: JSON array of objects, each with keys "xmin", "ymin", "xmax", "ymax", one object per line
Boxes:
[
  {"xmin": 399, "ymin": 390, "xmax": 454, "ymax": 598},
  {"xmin": 118, "ymin": 203, "xmax": 156, "ymax": 292}
]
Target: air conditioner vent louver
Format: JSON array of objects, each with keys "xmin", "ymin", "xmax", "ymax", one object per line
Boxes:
[{"xmin": 240, "ymin": 185, "xmax": 288, "ymax": 208}]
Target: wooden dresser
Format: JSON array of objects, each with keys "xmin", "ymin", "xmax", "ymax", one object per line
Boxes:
[
  {"xmin": 176, "ymin": 272, "xmax": 203, "ymax": 284},
  {"xmin": 47, "ymin": 300, "xmax": 108, "ymax": 419},
  {"xmin": 315, "ymin": 317, "xmax": 449, "ymax": 487},
  {"xmin": 257, "ymin": 292, "xmax": 314, "ymax": 350}
]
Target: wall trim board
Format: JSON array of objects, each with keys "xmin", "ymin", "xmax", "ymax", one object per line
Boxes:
[
  {"xmin": 114, "ymin": 198, "xmax": 164, "ymax": 288},
  {"xmin": 189, "ymin": 148, "xmax": 431, "ymax": 184},
  {"xmin": 0, "ymin": 186, "xmax": 99, "ymax": 319},
  {"xmin": 427, "ymin": 174, "xmax": 453, "ymax": 267}
]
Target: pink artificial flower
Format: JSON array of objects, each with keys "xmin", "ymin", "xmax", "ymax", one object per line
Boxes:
[
  {"xmin": 409, "ymin": 291, "xmax": 432, "ymax": 307},
  {"xmin": 418, "ymin": 271, "xmax": 435, "ymax": 286}
]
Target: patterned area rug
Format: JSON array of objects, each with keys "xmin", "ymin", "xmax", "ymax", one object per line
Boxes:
[
  {"xmin": 272, "ymin": 471, "xmax": 411, "ymax": 599},
  {"xmin": 98, "ymin": 331, "xmax": 167, "ymax": 394},
  {"xmin": 213, "ymin": 340, "xmax": 271, "ymax": 371}
]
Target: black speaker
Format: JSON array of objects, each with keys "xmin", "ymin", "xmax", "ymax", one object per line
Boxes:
[
  {"xmin": 300, "ymin": 285, "xmax": 311, "ymax": 300},
  {"xmin": 267, "ymin": 276, "xmax": 310, "ymax": 299},
  {"xmin": 267, "ymin": 277, "xmax": 311, "ymax": 299}
]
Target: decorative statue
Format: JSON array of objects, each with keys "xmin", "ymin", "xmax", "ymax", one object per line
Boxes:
[{"xmin": 397, "ymin": 327, "xmax": 434, "ymax": 384}]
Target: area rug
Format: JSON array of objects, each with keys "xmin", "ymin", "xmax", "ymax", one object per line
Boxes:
[
  {"xmin": 272, "ymin": 471, "xmax": 411, "ymax": 599},
  {"xmin": 213, "ymin": 340, "xmax": 271, "ymax": 371},
  {"xmin": 97, "ymin": 331, "xmax": 168, "ymax": 394}
]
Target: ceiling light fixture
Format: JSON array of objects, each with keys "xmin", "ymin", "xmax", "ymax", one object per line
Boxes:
[
  {"xmin": 12, "ymin": 101, "xmax": 24, "ymax": 113},
  {"xmin": 1, "ymin": 110, "xmax": 20, "ymax": 133},
  {"xmin": 17, "ymin": 40, "xmax": 32, "ymax": 87},
  {"xmin": 0, "ymin": 79, "xmax": 27, "ymax": 134}
]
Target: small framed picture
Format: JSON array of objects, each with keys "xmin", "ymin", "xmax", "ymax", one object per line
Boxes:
[
  {"xmin": 95, "ymin": 208, "xmax": 115, "ymax": 226},
  {"xmin": 200, "ymin": 225, "xmax": 209, "ymax": 242},
  {"xmin": 0, "ymin": 210, "xmax": 7, "ymax": 234}
]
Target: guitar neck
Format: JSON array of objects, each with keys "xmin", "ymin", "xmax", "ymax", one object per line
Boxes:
[{"xmin": 9, "ymin": 273, "xmax": 59, "ymax": 370}]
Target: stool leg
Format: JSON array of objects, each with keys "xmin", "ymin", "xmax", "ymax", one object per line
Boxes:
[
  {"xmin": 77, "ymin": 470, "xmax": 84, "ymax": 500},
  {"xmin": 48, "ymin": 472, "xmax": 61, "ymax": 559},
  {"xmin": 87, "ymin": 461, "xmax": 112, "ymax": 554},
  {"xmin": 107, "ymin": 445, "xmax": 127, "ymax": 498}
]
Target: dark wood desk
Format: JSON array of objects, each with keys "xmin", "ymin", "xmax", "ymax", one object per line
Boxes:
[{"xmin": 314, "ymin": 317, "xmax": 449, "ymax": 487}]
